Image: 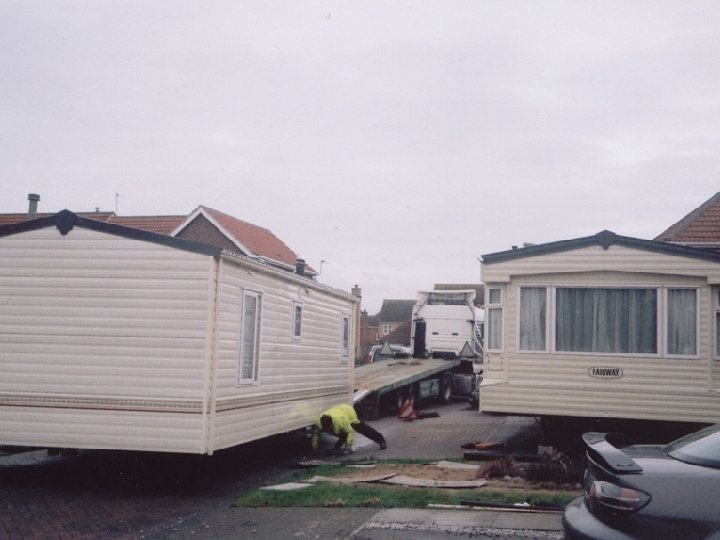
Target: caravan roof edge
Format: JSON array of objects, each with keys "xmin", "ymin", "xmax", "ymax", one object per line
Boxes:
[{"xmin": 0, "ymin": 209, "xmax": 224, "ymax": 258}]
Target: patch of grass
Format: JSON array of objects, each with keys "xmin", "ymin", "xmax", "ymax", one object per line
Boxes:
[
  {"xmin": 232, "ymin": 460, "xmax": 580, "ymax": 509},
  {"xmin": 235, "ymin": 483, "xmax": 444, "ymax": 508}
]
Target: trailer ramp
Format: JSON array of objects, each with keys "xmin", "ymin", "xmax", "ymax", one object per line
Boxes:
[{"xmin": 353, "ymin": 358, "xmax": 461, "ymax": 419}]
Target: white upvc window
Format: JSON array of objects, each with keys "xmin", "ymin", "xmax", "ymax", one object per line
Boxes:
[
  {"xmin": 665, "ymin": 288, "xmax": 698, "ymax": 357},
  {"xmin": 486, "ymin": 287, "xmax": 503, "ymax": 351},
  {"xmin": 518, "ymin": 286, "xmax": 548, "ymax": 352},
  {"xmin": 548, "ymin": 285, "xmax": 698, "ymax": 358},
  {"xmin": 293, "ymin": 302, "xmax": 303, "ymax": 341},
  {"xmin": 555, "ymin": 287, "xmax": 657, "ymax": 355},
  {"xmin": 341, "ymin": 315, "xmax": 351, "ymax": 361},
  {"xmin": 238, "ymin": 290, "xmax": 262, "ymax": 384},
  {"xmin": 383, "ymin": 324, "xmax": 392, "ymax": 335}
]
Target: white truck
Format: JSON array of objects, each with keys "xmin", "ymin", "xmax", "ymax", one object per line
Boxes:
[{"xmin": 411, "ymin": 289, "xmax": 484, "ymax": 362}]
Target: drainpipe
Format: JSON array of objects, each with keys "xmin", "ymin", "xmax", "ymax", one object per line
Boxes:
[{"xmin": 27, "ymin": 193, "xmax": 40, "ymax": 220}]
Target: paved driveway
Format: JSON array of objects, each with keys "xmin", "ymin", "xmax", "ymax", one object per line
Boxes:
[
  {"xmin": 0, "ymin": 401, "xmax": 541, "ymax": 539},
  {"xmin": 0, "ymin": 433, "xmax": 308, "ymax": 539}
]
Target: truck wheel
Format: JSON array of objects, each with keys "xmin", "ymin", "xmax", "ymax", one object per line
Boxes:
[{"xmin": 440, "ymin": 374, "xmax": 453, "ymax": 403}]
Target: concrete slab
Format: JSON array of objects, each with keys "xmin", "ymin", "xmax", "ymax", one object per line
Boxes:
[
  {"xmin": 491, "ymin": 510, "xmax": 564, "ymax": 531},
  {"xmin": 429, "ymin": 509, "xmax": 497, "ymax": 527},
  {"xmin": 370, "ymin": 508, "xmax": 438, "ymax": 525}
]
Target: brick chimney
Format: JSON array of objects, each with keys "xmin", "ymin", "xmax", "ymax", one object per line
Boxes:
[{"xmin": 295, "ymin": 258, "xmax": 306, "ymax": 277}]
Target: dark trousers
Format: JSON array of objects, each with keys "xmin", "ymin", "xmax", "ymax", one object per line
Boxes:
[{"xmin": 351, "ymin": 421, "xmax": 386, "ymax": 445}]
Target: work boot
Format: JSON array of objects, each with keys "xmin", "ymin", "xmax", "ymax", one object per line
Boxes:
[{"xmin": 379, "ymin": 442, "xmax": 387, "ymax": 450}]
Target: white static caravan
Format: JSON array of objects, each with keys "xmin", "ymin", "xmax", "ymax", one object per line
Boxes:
[
  {"xmin": 480, "ymin": 230, "xmax": 720, "ymax": 425},
  {"xmin": 0, "ymin": 211, "xmax": 357, "ymax": 454}
]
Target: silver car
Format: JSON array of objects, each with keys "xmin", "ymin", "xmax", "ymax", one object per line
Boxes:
[{"xmin": 563, "ymin": 423, "xmax": 720, "ymax": 539}]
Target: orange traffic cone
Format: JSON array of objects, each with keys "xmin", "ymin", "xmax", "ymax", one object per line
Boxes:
[{"xmin": 397, "ymin": 398, "xmax": 417, "ymax": 421}]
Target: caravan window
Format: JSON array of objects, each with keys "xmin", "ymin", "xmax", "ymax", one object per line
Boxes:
[
  {"xmin": 293, "ymin": 302, "xmax": 303, "ymax": 340},
  {"xmin": 666, "ymin": 288, "xmax": 697, "ymax": 356},
  {"xmin": 239, "ymin": 291, "xmax": 262, "ymax": 383},
  {"xmin": 555, "ymin": 288, "xmax": 657, "ymax": 354},
  {"xmin": 341, "ymin": 315, "xmax": 351, "ymax": 361},
  {"xmin": 519, "ymin": 287, "xmax": 547, "ymax": 352},
  {"xmin": 487, "ymin": 287, "xmax": 503, "ymax": 351}
]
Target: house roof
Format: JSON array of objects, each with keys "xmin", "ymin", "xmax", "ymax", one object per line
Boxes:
[
  {"xmin": 378, "ymin": 299, "xmax": 416, "ymax": 323},
  {"xmin": 655, "ymin": 192, "xmax": 720, "ymax": 244},
  {"xmin": 171, "ymin": 206, "xmax": 314, "ymax": 274},
  {"xmin": 109, "ymin": 215, "xmax": 186, "ymax": 235},
  {"xmin": 482, "ymin": 229, "xmax": 720, "ymax": 265},
  {"xmin": 0, "ymin": 211, "xmax": 116, "ymax": 226}
]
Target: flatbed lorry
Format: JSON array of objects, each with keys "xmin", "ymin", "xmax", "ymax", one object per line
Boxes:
[
  {"xmin": 353, "ymin": 355, "xmax": 479, "ymax": 419},
  {"xmin": 353, "ymin": 289, "xmax": 484, "ymax": 419}
]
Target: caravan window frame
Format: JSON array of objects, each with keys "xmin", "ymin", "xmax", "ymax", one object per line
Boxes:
[
  {"xmin": 486, "ymin": 287, "xmax": 504, "ymax": 352},
  {"xmin": 238, "ymin": 290, "xmax": 263, "ymax": 385},
  {"xmin": 341, "ymin": 314, "xmax": 351, "ymax": 362},
  {"xmin": 292, "ymin": 301, "xmax": 303, "ymax": 341},
  {"xmin": 665, "ymin": 287, "xmax": 699, "ymax": 358},
  {"xmin": 554, "ymin": 286, "xmax": 659, "ymax": 356},
  {"xmin": 517, "ymin": 286, "xmax": 549, "ymax": 353},
  {"xmin": 522, "ymin": 284, "xmax": 700, "ymax": 359}
]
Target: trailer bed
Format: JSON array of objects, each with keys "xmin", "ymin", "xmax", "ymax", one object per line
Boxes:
[{"xmin": 353, "ymin": 357, "xmax": 461, "ymax": 403}]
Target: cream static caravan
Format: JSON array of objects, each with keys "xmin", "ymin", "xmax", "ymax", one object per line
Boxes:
[
  {"xmin": 0, "ymin": 211, "xmax": 356, "ymax": 454},
  {"xmin": 479, "ymin": 230, "xmax": 720, "ymax": 425}
]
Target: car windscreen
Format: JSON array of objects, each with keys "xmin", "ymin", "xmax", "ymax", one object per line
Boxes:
[{"xmin": 665, "ymin": 423, "xmax": 720, "ymax": 468}]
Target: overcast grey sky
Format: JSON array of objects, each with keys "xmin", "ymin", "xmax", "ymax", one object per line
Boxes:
[{"xmin": 2, "ymin": 1, "xmax": 720, "ymax": 313}]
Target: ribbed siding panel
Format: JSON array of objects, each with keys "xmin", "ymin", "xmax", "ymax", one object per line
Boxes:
[
  {"xmin": 210, "ymin": 260, "xmax": 355, "ymax": 451},
  {"xmin": 481, "ymin": 385, "xmax": 720, "ymax": 424},
  {"xmin": 0, "ymin": 407, "xmax": 204, "ymax": 453},
  {"xmin": 0, "ymin": 227, "xmax": 214, "ymax": 452}
]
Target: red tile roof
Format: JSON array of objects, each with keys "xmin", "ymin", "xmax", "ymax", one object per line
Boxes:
[
  {"xmin": 0, "ymin": 212, "xmax": 116, "ymax": 226},
  {"xmin": 197, "ymin": 207, "xmax": 312, "ymax": 271},
  {"xmin": 108, "ymin": 215, "xmax": 186, "ymax": 235},
  {"xmin": 656, "ymin": 192, "xmax": 720, "ymax": 243}
]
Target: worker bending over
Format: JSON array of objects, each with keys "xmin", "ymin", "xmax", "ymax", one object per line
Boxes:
[{"xmin": 311, "ymin": 403, "xmax": 387, "ymax": 454}]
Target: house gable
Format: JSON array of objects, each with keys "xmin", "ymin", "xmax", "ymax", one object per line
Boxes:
[
  {"xmin": 171, "ymin": 206, "xmax": 314, "ymax": 275},
  {"xmin": 174, "ymin": 213, "xmax": 238, "ymax": 252}
]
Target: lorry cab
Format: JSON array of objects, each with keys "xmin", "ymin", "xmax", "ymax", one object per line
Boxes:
[{"xmin": 411, "ymin": 290, "xmax": 483, "ymax": 363}]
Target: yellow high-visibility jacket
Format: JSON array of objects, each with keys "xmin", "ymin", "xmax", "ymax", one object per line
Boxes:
[{"xmin": 311, "ymin": 403, "xmax": 359, "ymax": 451}]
